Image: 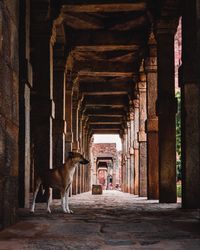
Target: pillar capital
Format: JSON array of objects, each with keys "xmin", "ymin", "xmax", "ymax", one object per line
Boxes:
[{"xmin": 138, "ymin": 81, "xmax": 146, "ymax": 93}]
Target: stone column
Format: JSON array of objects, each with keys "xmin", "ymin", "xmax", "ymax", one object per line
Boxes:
[
  {"xmin": 19, "ymin": 0, "xmax": 32, "ymax": 208},
  {"xmin": 156, "ymin": 22, "xmax": 177, "ymax": 203},
  {"xmin": 52, "ymin": 46, "xmax": 66, "ymax": 167},
  {"xmin": 127, "ymin": 120, "xmax": 131, "ymax": 193},
  {"xmin": 31, "ymin": 29, "xmax": 54, "ymax": 179},
  {"xmin": 129, "ymin": 107, "xmax": 135, "ymax": 194},
  {"xmin": 138, "ymin": 70, "xmax": 147, "ymax": 198},
  {"xmin": 112, "ymin": 159, "xmax": 117, "ymax": 188},
  {"xmin": 145, "ymin": 33, "xmax": 159, "ymax": 199},
  {"xmin": 0, "ymin": 0, "xmax": 20, "ymax": 226},
  {"xmin": 65, "ymin": 72, "xmax": 73, "ymax": 154},
  {"xmin": 72, "ymin": 95, "xmax": 79, "ymax": 195},
  {"xmin": 124, "ymin": 129, "xmax": 128, "ymax": 192},
  {"xmin": 121, "ymin": 131, "xmax": 127, "ymax": 192},
  {"xmin": 181, "ymin": 1, "xmax": 200, "ymax": 208},
  {"xmin": 134, "ymin": 99, "xmax": 140, "ymax": 195},
  {"xmin": 120, "ymin": 135, "xmax": 125, "ymax": 192}
]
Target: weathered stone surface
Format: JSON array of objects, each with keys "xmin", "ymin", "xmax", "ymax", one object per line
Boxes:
[
  {"xmin": 0, "ymin": 191, "xmax": 199, "ymax": 249},
  {"xmin": 0, "ymin": 0, "xmax": 19, "ymax": 229}
]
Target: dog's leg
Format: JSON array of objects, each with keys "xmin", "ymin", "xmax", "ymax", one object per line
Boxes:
[
  {"xmin": 65, "ymin": 184, "xmax": 73, "ymax": 214},
  {"xmin": 60, "ymin": 190, "xmax": 67, "ymax": 213},
  {"xmin": 30, "ymin": 178, "xmax": 41, "ymax": 213},
  {"xmin": 46, "ymin": 187, "xmax": 51, "ymax": 213}
]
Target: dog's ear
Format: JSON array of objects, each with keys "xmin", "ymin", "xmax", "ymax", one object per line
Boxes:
[{"xmin": 68, "ymin": 151, "xmax": 74, "ymax": 158}]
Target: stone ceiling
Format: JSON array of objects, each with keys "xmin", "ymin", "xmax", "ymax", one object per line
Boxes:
[{"xmin": 32, "ymin": 0, "xmax": 180, "ymax": 137}]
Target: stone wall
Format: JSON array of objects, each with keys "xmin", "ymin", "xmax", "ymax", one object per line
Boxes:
[
  {"xmin": 0, "ymin": 0, "xmax": 19, "ymax": 229},
  {"xmin": 92, "ymin": 143, "xmax": 117, "ymax": 158}
]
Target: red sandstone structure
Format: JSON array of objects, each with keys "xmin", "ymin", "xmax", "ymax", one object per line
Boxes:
[
  {"xmin": 91, "ymin": 143, "xmax": 121, "ymax": 189},
  {"xmin": 0, "ymin": 0, "xmax": 200, "ymax": 230}
]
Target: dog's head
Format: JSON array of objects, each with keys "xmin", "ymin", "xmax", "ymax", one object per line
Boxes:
[{"xmin": 68, "ymin": 152, "xmax": 89, "ymax": 165}]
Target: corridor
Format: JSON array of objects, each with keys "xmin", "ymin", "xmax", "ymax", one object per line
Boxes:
[{"xmin": 0, "ymin": 191, "xmax": 199, "ymax": 250}]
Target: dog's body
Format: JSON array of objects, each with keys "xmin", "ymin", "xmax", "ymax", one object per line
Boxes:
[{"xmin": 30, "ymin": 152, "xmax": 89, "ymax": 214}]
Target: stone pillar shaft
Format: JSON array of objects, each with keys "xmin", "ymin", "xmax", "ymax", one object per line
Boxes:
[
  {"xmin": 134, "ymin": 100, "xmax": 140, "ymax": 195},
  {"xmin": 65, "ymin": 89, "xmax": 73, "ymax": 153},
  {"xmin": 181, "ymin": 1, "xmax": 200, "ymax": 208},
  {"xmin": 53, "ymin": 69, "xmax": 66, "ymax": 167},
  {"xmin": 138, "ymin": 75, "xmax": 147, "ymax": 197},
  {"xmin": 157, "ymin": 28, "xmax": 177, "ymax": 203},
  {"xmin": 31, "ymin": 35, "xmax": 54, "ymax": 174},
  {"xmin": 124, "ymin": 130, "xmax": 128, "ymax": 192},
  {"xmin": 145, "ymin": 35, "xmax": 159, "ymax": 199},
  {"xmin": 130, "ymin": 110, "xmax": 135, "ymax": 194},
  {"xmin": 127, "ymin": 121, "xmax": 131, "ymax": 193}
]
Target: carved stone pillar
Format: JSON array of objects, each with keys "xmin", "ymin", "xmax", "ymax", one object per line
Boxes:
[
  {"xmin": 65, "ymin": 86, "xmax": 73, "ymax": 153},
  {"xmin": 129, "ymin": 107, "xmax": 135, "ymax": 194},
  {"xmin": 120, "ymin": 135, "xmax": 125, "ymax": 192},
  {"xmin": 134, "ymin": 99, "xmax": 140, "ymax": 195},
  {"xmin": 127, "ymin": 119, "xmax": 131, "ymax": 193},
  {"xmin": 124, "ymin": 128, "xmax": 128, "ymax": 192},
  {"xmin": 138, "ymin": 69, "xmax": 147, "ymax": 198},
  {"xmin": 112, "ymin": 159, "xmax": 117, "ymax": 188},
  {"xmin": 145, "ymin": 33, "xmax": 159, "ymax": 199},
  {"xmin": 72, "ymin": 95, "xmax": 79, "ymax": 195},
  {"xmin": 52, "ymin": 44, "xmax": 66, "ymax": 167},
  {"xmin": 182, "ymin": 1, "xmax": 200, "ymax": 208},
  {"xmin": 156, "ymin": 22, "xmax": 178, "ymax": 203}
]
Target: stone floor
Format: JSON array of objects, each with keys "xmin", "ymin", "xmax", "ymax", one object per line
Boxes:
[{"xmin": 0, "ymin": 190, "xmax": 200, "ymax": 250}]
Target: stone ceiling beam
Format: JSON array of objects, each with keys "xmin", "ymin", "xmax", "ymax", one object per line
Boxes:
[
  {"xmin": 81, "ymin": 94, "xmax": 129, "ymax": 107},
  {"xmin": 80, "ymin": 82, "xmax": 133, "ymax": 94},
  {"xmin": 72, "ymin": 60, "xmax": 139, "ymax": 73},
  {"xmin": 78, "ymin": 71, "xmax": 135, "ymax": 78},
  {"xmin": 65, "ymin": 30, "xmax": 147, "ymax": 46},
  {"xmin": 84, "ymin": 107, "xmax": 126, "ymax": 116},
  {"xmin": 74, "ymin": 45, "xmax": 140, "ymax": 52},
  {"xmin": 88, "ymin": 116, "xmax": 123, "ymax": 123},
  {"xmin": 62, "ymin": 3, "xmax": 147, "ymax": 13},
  {"xmin": 90, "ymin": 130, "xmax": 120, "ymax": 135}
]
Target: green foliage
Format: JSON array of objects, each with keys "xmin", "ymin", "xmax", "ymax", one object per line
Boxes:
[
  {"xmin": 177, "ymin": 183, "xmax": 182, "ymax": 197},
  {"xmin": 176, "ymin": 91, "xmax": 181, "ymax": 180}
]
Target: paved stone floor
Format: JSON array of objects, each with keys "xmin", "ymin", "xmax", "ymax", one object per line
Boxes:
[{"xmin": 0, "ymin": 190, "xmax": 200, "ymax": 250}]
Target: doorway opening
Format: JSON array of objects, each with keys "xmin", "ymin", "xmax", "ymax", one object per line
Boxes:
[{"xmin": 90, "ymin": 134, "xmax": 122, "ymax": 190}]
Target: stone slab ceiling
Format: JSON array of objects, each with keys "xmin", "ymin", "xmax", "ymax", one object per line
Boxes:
[{"xmin": 60, "ymin": 0, "xmax": 151, "ymax": 135}]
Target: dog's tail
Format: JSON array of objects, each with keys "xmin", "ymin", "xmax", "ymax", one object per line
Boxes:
[{"xmin": 35, "ymin": 168, "xmax": 49, "ymax": 196}]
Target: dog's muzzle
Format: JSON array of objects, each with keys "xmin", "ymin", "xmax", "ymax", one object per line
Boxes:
[{"xmin": 80, "ymin": 159, "xmax": 89, "ymax": 164}]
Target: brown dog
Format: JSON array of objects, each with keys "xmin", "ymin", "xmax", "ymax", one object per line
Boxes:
[{"xmin": 30, "ymin": 152, "xmax": 89, "ymax": 213}]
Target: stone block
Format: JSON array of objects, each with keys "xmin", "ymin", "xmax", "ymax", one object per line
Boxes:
[
  {"xmin": 92, "ymin": 185, "xmax": 102, "ymax": 195},
  {"xmin": 138, "ymin": 131, "xmax": 147, "ymax": 142},
  {"xmin": 146, "ymin": 118, "xmax": 158, "ymax": 132}
]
